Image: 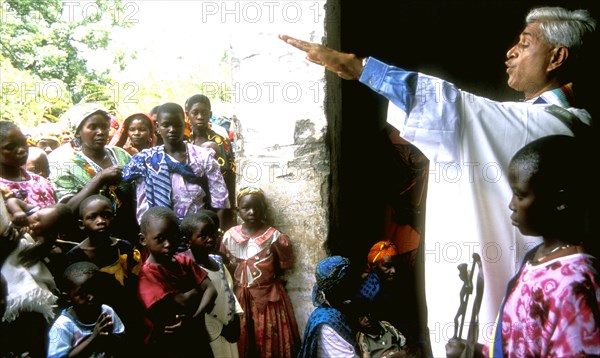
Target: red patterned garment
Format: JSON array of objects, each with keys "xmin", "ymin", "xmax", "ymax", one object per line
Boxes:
[
  {"xmin": 499, "ymin": 253, "xmax": 600, "ymax": 357},
  {"xmin": 220, "ymin": 224, "xmax": 301, "ymax": 358}
]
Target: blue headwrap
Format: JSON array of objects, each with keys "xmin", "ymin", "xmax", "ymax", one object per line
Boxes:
[
  {"xmin": 299, "ymin": 256, "xmax": 357, "ymax": 358},
  {"xmin": 312, "ymin": 255, "xmax": 350, "ymax": 306}
]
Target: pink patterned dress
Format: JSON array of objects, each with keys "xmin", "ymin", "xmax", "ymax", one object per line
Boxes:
[
  {"xmin": 498, "ymin": 253, "xmax": 600, "ymax": 357},
  {"xmin": 0, "ymin": 169, "xmax": 56, "ymax": 208}
]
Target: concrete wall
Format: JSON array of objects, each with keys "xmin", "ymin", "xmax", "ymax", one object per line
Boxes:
[{"xmin": 226, "ymin": 0, "xmax": 339, "ymax": 333}]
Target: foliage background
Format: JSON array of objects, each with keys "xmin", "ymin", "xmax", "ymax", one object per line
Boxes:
[{"xmin": 1, "ymin": 0, "xmax": 232, "ymax": 137}]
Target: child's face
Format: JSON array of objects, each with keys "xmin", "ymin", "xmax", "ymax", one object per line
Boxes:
[
  {"xmin": 156, "ymin": 112, "xmax": 185, "ymax": 145},
  {"xmin": 187, "ymin": 102, "xmax": 212, "ymax": 133},
  {"xmin": 188, "ymin": 221, "xmax": 217, "ymax": 252},
  {"xmin": 67, "ymin": 272, "xmax": 101, "ymax": 316},
  {"xmin": 26, "ymin": 155, "xmax": 50, "ymax": 178},
  {"xmin": 79, "ymin": 199, "xmax": 115, "ymax": 236},
  {"xmin": 357, "ymin": 312, "xmax": 376, "ymax": 332},
  {"xmin": 141, "ymin": 217, "xmax": 180, "ymax": 264},
  {"xmin": 508, "ymin": 165, "xmax": 545, "ymax": 236},
  {"xmin": 28, "ymin": 207, "xmax": 59, "ymax": 238},
  {"xmin": 238, "ymin": 194, "xmax": 265, "ymax": 224},
  {"xmin": 128, "ymin": 118, "xmax": 151, "ymax": 148},
  {"xmin": 0, "ymin": 127, "xmax": 29, "ymax": 168},
  {"xmin": 36, "ymin": 138, "xmax": 60, "ymax": 154}
]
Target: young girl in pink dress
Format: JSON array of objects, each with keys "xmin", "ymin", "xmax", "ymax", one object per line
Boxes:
[
  {"xmin": 486, "ymin": 135, "xmax": 600, "ymax": 357},
  {"xmin": 220, "ymin": 187, "xmax": 300, "ymax": 358},
  {"xmin": 0, "ymin": 121, "xmax": 56, "ymax": 226}
]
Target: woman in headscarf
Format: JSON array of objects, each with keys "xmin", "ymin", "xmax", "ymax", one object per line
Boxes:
[
  {"xmin": 110, "ymin": 112, "xmax": 155, "ymax": 155},
  {"xmin": 299, "ymin": 255, "xmax": 359, "ymax": 358},
  {"xmin": 48, "ymin": 102, "xmax": 138, "ymax": 244},
  {"xmin": 357, "ymin": 241, "xmax": 423, "ymax": 356}
]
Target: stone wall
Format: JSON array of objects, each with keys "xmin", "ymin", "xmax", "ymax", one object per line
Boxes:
[{"xmin": 226, "ymin": 0, "xmax": 339, "ymax": 333}]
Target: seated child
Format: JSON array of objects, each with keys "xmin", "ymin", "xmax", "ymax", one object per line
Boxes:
[
  {"xmin": 137, "ymin": 206, "xmax": 218, "ymax": 358},
  {"xmin": 65, "ymin": 194, "xmax": 143, "ymax": 347},
  {"xmin": 352, "ymin": 297, "xmax": 407, "ymax": 358},
  {"xmin": 179, "ymin": 210, "xmax": 243, "ymax": 357},
  {"xmin": 1, "ymin": 203, "xmax": 74, "ymax": 358},
  {"xmin": 47, "ymin": 261, "xmax": 126, "ymax": 358}
]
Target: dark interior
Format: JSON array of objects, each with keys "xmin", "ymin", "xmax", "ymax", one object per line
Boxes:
[{"xmin": 327, "ymin": 0, "xmax": 600, "ymax": 352}]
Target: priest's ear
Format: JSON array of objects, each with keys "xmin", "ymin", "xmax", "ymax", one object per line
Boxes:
[{"xmin": 548, "ymin": 46, "xmax": 568, "ymax": 72}]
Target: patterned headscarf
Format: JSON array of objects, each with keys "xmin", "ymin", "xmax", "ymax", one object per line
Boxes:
[
  {"xmin": 367, "ymin": 240, "xmax": 399, "ymax": 264},
  {"xmin": 62, "ymin": 102, "xmax": 110, "ymax": 134},
  {"xmin": 312, "ymin": 255, "xmax": 350, "ymax": 306},
  {"xmin": 237, "ymin": 186, "xmax": 265, "ymax": 204}
]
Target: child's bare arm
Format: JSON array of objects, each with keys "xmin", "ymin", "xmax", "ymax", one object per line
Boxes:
[
  {"xmin": 66, "ymin": 312, "xmax": 123, "ymax": 358},
  {"xmin": 192, "ymin": 278, "xmax": 217, "ymax": 319},
  {"xmin": 6, "ymin": 197, "xmax": 35, "ymax": 227}
]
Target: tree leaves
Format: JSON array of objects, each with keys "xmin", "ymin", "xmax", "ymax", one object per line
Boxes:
[{"xmin": 1, "ymin": 0, "xmax": 131, "ymax": 127}]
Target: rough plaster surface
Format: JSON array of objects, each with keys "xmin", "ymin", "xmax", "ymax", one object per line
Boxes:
[{"xmin": 227, "ymin": 0, "xmax": 332, "ymax": 334}]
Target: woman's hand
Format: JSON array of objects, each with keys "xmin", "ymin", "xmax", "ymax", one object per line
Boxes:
[
  {"xmin": 123, "ymin": 138, "xmax": 139, "ymax": 155},
  {"xmin": 97, "ymin": 165, "xmax": 123, "ymax": 184}
]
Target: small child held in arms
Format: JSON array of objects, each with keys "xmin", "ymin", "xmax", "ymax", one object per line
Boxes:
[
  {"xmin": 137, "ymin": 206, "xmax": 217, "ymax": 358},
  {"xmin": 486, "ymin": 135, "xmax": 600, "ymax": 357},
  {"xmin": 179, "ymin": 210, "xmax": 243, "ymax": 357},
  {"xmin": 47, "ymin": 261, "xmax": 126, "ymax": 358},
  {"xmin": 65, "ymin": 194, "xmax": 144, "ymax": 348}
]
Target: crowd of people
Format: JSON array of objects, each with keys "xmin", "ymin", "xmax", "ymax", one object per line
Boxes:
[
  {"xmin": 1, "ymin": 4, "xmax": 600, "ymax": 358},
  {"xmin": 0, "ymin": 95, "xmax": 251, "ymax": 357}
]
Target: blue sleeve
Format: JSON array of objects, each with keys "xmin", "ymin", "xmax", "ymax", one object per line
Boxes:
[
  {"xmin": 122, "ymin": 152, "xmax": 146, "ymax": 182},
  {"xmin": 359, "ymin": 57, "xmax": 419, "ymax": 115},
  {"xmin": 47, "ymin": 319, "xmax": 73, "ymax": 358},
  {"xmin": 105, "ymin": 305, "xmax": 126, "ymax": 335}
]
